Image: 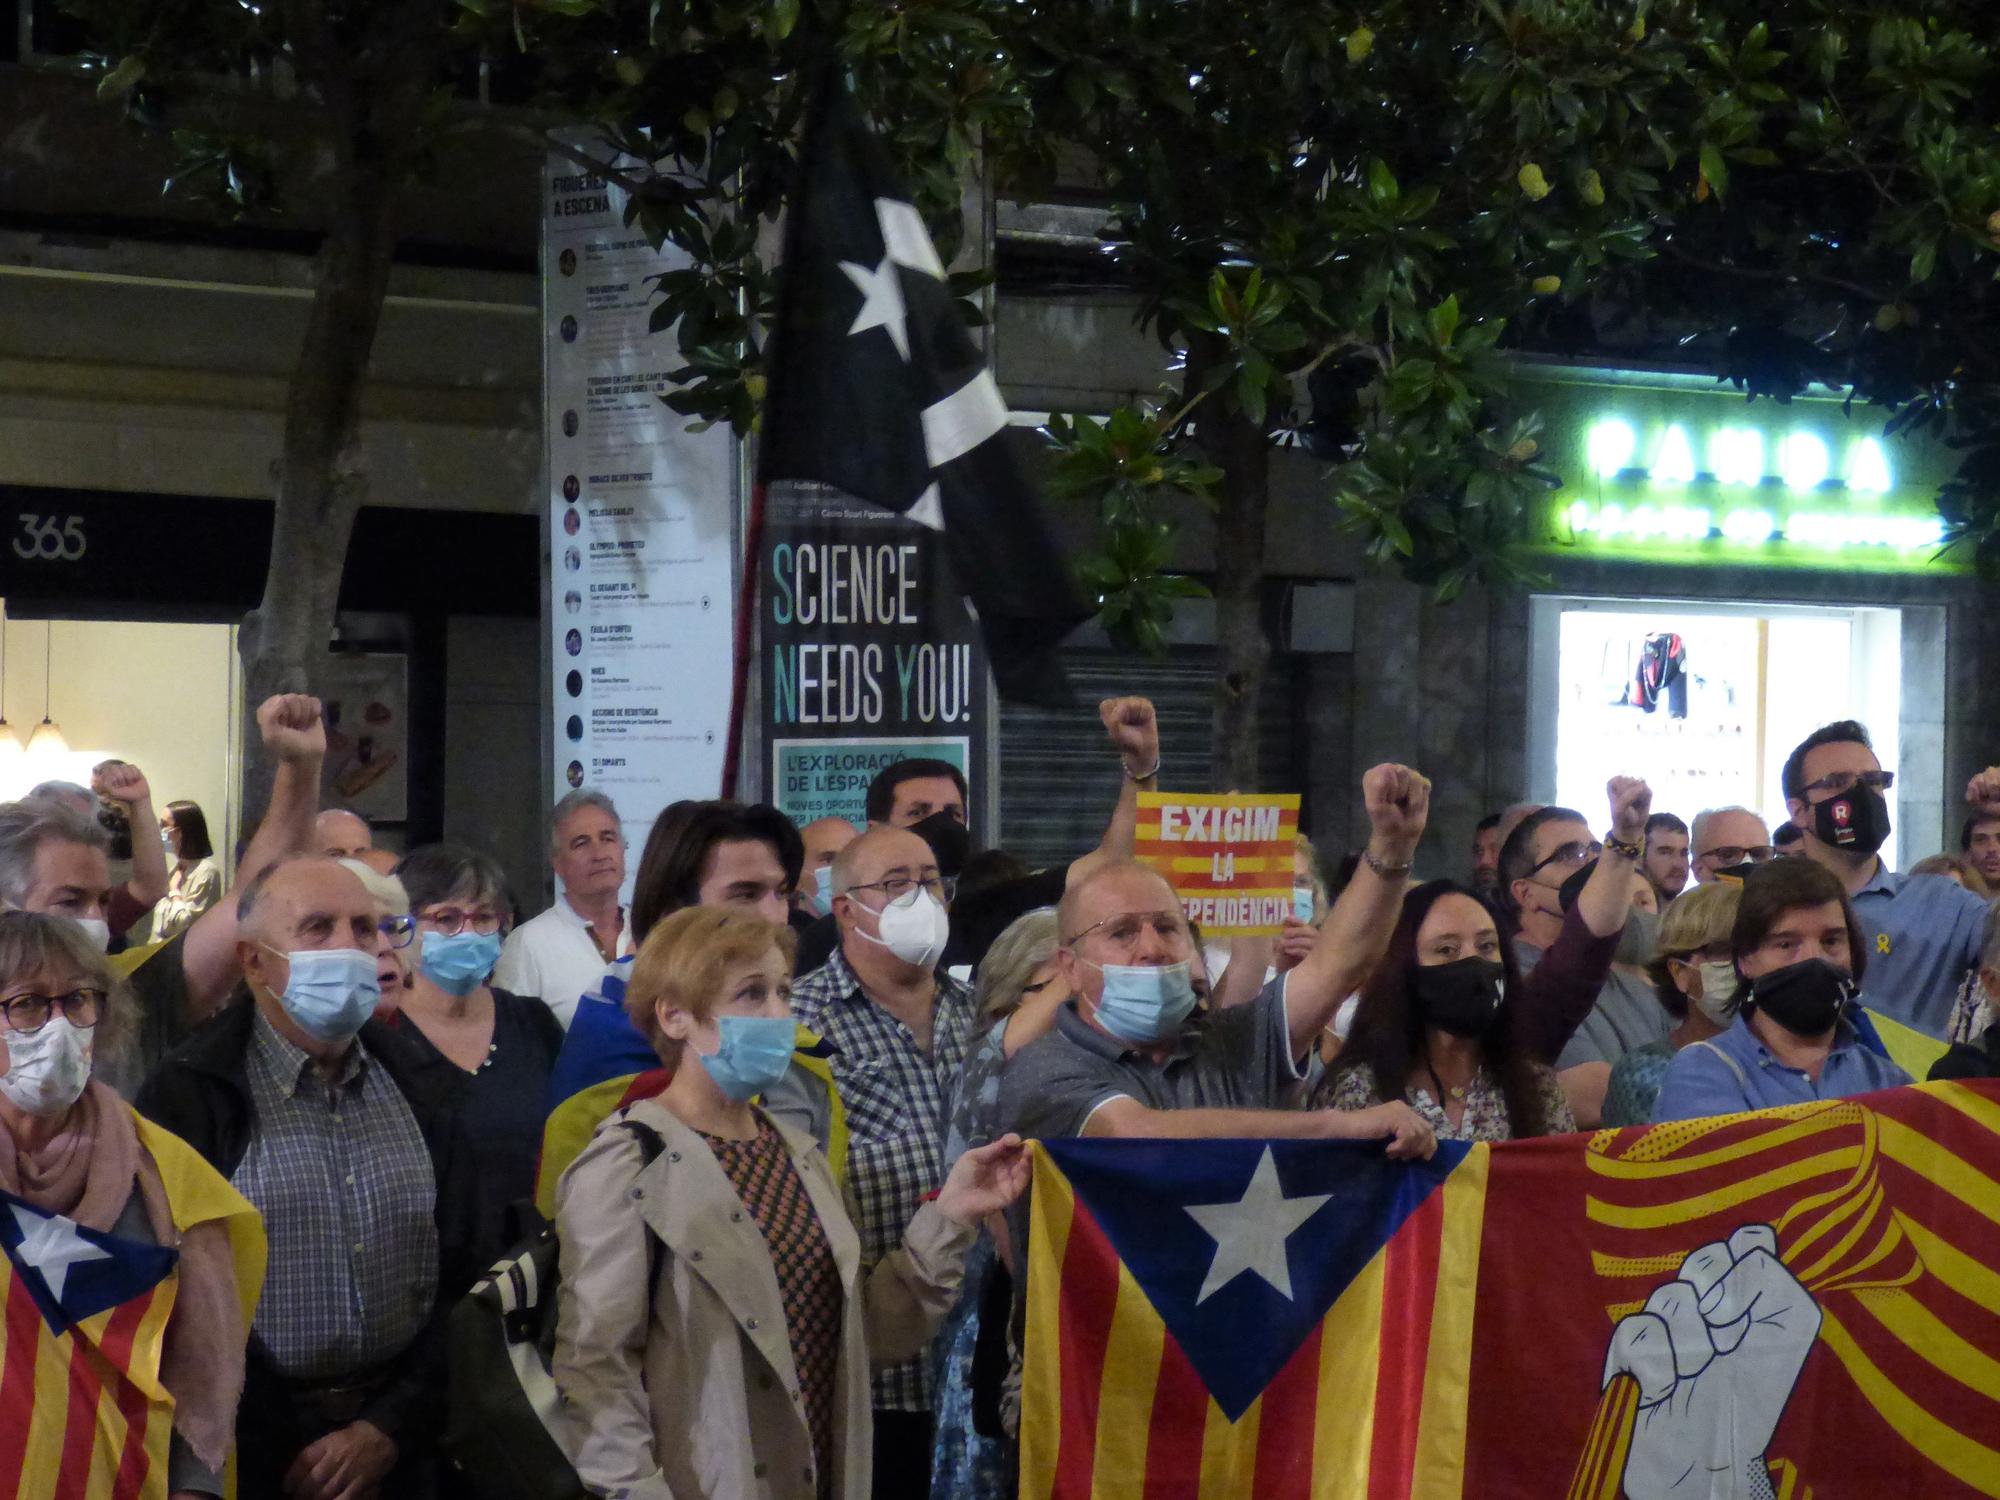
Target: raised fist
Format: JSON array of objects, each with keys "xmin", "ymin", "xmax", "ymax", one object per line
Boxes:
[
  {"xmin": 1099, "ymin": 696, "xmax": 1159, "ymax": 774},
  {"xmin": 1967, "ymin": 767, "xmax": 2000, "ymax": 809},
  {"xmin": 256, "ymin": 694, "xmax": 328, "ymax": 766},
  {"xmin": 1608, "ymin": 776, "xmax": 1654, "ymax": 845},
  {"xmin": 92, "ymin": 761, "xmax": 152, "ymax": 808},
  {"xmin": 1602, "ymin": 1225, "xmax": 1819, "ymax": 1500},
  {"xmin": 1362, "ymin": 764, "xmax": 1431, "ymax": 855}
]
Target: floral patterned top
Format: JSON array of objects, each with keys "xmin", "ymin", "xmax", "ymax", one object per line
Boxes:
[{"xmin": 1314, "ymin": 1058, "xmax": 1575, "ymax": 1142}]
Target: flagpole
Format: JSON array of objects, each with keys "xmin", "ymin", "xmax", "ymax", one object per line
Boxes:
[{"xmin": 719, "ymin": 477, "xmax": 765, "ymax": 801}]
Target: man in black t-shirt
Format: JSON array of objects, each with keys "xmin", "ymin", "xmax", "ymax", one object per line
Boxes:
[{"xmin": 791, "ymin": 697, "xmax": 1162, "ymax": 976}]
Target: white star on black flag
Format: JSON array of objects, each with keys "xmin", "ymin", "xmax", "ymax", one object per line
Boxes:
[{"xmin": 759, "ymin": 78, "xmax": 1089, "ymax": 706}]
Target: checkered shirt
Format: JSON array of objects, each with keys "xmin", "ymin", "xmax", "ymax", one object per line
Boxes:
[
  {"xmin": 789, "ymin": 947, "xmax": 974, "ymax": 1411},
  {"xmin": 232, "ymin": 1009, "xmax": 439, "ymax": 1381}
]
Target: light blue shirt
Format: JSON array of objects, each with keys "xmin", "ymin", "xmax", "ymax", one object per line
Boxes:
[
  {"xmin": 1849, "ymin": 866, "xmax": 1991, "ymax": 1038},
  {"xmin": 1651, "ymin": 1012, "xmax": 1912, "ymax": 1122}
]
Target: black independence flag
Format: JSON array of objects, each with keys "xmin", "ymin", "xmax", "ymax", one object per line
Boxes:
[{"xmin": 760, "ymin": 78, "xmax": 1088, "ymax": 707}]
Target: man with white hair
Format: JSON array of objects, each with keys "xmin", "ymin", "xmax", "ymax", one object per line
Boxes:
[
  {"xmin": 138, "ymin": 855, "xmax": 478, "ymax": 1500},
  {"xmin": 494, "ymin": 789, "xmax": 631, "ymax": 1027},
  {"xmin": 1690, "ymin": 806, "xmax": 1775, "ymax": 884}
]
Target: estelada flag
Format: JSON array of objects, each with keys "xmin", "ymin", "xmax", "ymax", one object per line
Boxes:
[
  {"xmin": 0, "ymin": 1112, "xmax": 263, "ymax": 1500},
  {"xmin": 759, "ymin": 75, "xmax": 1090, "ymax": 707},
  {"xmin": 1023, "ymin": 1080, "xmax": 2000, "ymax": 1499}
]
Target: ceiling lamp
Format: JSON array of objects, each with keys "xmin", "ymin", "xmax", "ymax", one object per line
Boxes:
[{"xmin": 25, "ymin": 621, "xmax": 68, "ymax": 758}]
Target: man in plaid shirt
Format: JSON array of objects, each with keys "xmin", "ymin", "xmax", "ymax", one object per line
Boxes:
[{"xmin": 774, "ymin": 821, "xmax": 973, "ymax": 1498}]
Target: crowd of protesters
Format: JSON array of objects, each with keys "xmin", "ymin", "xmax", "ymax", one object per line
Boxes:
[{"xmin": 2, "ymin": 692, "xmax": 1995, "ymax": 1500}]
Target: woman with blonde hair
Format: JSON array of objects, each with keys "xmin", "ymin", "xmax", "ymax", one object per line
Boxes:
[
  {"xmin": 1600, "ymin": 880, "xmax": 1741, "ymax": 1125},
  {"xmin": 553, "ymin": 906, "xmax": 1027, "ymax": 1500},
  {"xmin": 0, "ymin": 911, "xmax": 262, "ymax": 1497}
]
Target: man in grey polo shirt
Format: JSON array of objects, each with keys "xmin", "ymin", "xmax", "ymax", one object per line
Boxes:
[{"xmin": 996, "ymin": 764, "xmax": 1436, "ymax": 1153}]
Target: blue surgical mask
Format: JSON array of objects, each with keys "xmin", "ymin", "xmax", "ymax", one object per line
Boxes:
[
  {"xmin": 264, "ymin": 945, "xmax": 381, "ymax": 1043},
  {"xmin": 421, "ymin": 930, "xmax": 503, "ymax": 997},
  {"xmin": 1087, "ymin": 960, "xmax": 1200, "ymax": 1045},
  {"xmin": 814, "ymin": 865, "xmax": 835, "ymax": 909},
  {"xmin": 694, "ymin": 1015, "xmax": 796, "ymax": 1102}
]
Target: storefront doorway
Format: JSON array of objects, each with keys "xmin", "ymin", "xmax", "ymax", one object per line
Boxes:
[
  {"xmin": 1529, "ymin": 597, "xmax": 1914, "ymax": 868},
  {"xmin": 0, "ymin": 613, "xmax": 243, "ymax": 864}
]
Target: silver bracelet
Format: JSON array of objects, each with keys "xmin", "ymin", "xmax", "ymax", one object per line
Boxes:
[
  {"xmin": 1123, "ymin": 757, "xmax": 1161, "ymax": 782},
  {"xmin": 1362, "ymin": 848, "xmax": 1413, "ymax": 879}
]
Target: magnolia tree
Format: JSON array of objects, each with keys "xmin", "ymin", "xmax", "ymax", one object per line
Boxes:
[{"xmin": 59, "ymin": 0, "xmax": 2000, "ymax": 795}]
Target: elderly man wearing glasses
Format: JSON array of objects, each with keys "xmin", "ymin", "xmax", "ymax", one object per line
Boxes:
[
  {"xmin": 1690, "ymin": 805, "xmax": 1778, "ymax": 885},
  {"xmin": 993, "ymin": 764, "xmax": 1442, "ymax": 1154},
  {"xmin": 1790, "ymin": 720, "xmax": 1998, "ymax": 1042}
]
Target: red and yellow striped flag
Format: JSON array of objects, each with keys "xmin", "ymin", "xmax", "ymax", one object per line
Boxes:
[
  {"xmin": 0, "ymin": 1112, "xmax": 264, "ymax": 1500},
  {"xmin": 1023, "ymin": 1081, "xmax": 2000, "ymax": 1499},
  {"xmin": 1021, "ymin": 1137, "xmax": 1489, "ymax": 1499}
]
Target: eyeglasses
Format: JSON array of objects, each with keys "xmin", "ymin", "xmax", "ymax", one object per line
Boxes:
[
  {"xmin": 0, "ymin": 988, "xmax": 105, "ymax": 1035},
  {"xmin": 1528, "ymin": 840, "xmax": 1602, "ymax": 878},
  {"xmin": 379, "ymin": 915, "xmax": 417, "ymax": 950},
  {"xmin": 1063, "ymin": 909, "xmax": 1191, "ymax": 955},
  {"xmin": 418, "ymin": 907, "xmax": 505, "ymax": 937},
  {"xmin": 1801, "ymin": 768, "xmax": 1895, "ymax": 800},
  {"xmin": 846, "ymin": 875, "xmax": 957, "ymax": 906},
  {"xmin": 1698, "ymin": 844, "xmax": 1774, "ymax": 867}
]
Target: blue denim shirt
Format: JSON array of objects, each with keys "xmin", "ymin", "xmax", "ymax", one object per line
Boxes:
[
  {"xmin": 1850, "ymin": 866, "xmax": 1990, "ymax": 1039},
  {"xmin": 1651, "ymin": 1011, "xmax": 1912, "ymax": 1122}
]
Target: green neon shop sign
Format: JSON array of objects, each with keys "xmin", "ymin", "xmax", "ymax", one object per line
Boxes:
[{"xmin": 1521, "ymin": 375, "xmax": 1963, "ymax": 573}]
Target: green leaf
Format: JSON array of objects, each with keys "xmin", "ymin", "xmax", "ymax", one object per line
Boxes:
[
  {"xmin": 769, "ymin": 0, "xmax": 799, "ymax": 40},
  {"xmin": 1427, "ymin": 295, "xmax": 1460, "ymax": 348},
  {"xmin": 1698, "ymin": 142, "xmax": 1729, "ymax": 200},
  {"xmin": 1368, "ymin": 158, "xmax": 1399, "ymax": 205}
]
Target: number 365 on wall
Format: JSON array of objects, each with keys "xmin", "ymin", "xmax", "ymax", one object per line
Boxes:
[{"xmin": 13, "ymin": 515, "xmax": 86, "ymax": 561}]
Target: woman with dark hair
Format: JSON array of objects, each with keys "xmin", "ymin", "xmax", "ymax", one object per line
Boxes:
[
  {"xmin": 1651, "ymin": 859, "xmax": 1911, "ymax": 1122},
  {"xmin": 1311, "ymin": 880, "xmax": 1573, "ymax": 1141},
  {"xmin": 151, "ymin": 799, "xmax": 224, "ymax": 941},
  {"xmin": 388, "ymin": 843, "xmax": 561, "ymax": 1251}
]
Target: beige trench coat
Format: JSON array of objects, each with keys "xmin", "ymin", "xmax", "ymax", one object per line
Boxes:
[{"xmin": 552, "ymin": 1098, "xmax": 974, "ymax": 1500}]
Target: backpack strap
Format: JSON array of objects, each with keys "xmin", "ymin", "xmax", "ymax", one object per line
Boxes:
[{"xmin": 1684, "ymin": 1039, "xmax": 1750, "ymax": 1091}]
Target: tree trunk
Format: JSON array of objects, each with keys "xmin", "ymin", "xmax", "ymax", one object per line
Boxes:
[
  {"xmin": 237, "ymin": 22, "xmax": 437, "ymax": 809},
  {"xmin": 1207, "ymin": 399, "xmax": 1271, "ymax": 793}
]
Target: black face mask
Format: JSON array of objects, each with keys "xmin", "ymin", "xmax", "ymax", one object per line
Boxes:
[
  {"xmin": 908, "ymin": 810, "xmax": 974, "ymax": 880},
  {"xmin": 1748, "ymin": 957, "xmax": 1856, "ymax": 1037},
  {"xmin": 1412, "ymin": 957, "xmax": 1506, "ymax": 1038},
  {"xmin": 1811, "ymin": 785, "xmax": 1891, "ymax": 857},
  {"xmin": 1711, "ymin": 861, "xmax": 1760, "ymax": 885}
]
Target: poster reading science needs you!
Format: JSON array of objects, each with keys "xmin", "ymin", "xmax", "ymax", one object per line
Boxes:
[
  {"xmin": 543, "ymin": 135, "xmax": 737, "ymax": 886},
  {"xmin": 762, "ymin": 483, "xmax": 988, "ymax": 832}
]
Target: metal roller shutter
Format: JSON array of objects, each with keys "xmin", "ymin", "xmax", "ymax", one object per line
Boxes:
[{"xmin": 997, "ymin": 649, "xmax": 1303, "ymax": 869}]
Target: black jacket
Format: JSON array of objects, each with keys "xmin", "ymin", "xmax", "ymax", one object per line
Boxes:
[
  {"xmin": 1930, "ymin": 1021, "xmax": 2000, "ymax": 1082},
  {"xmin": 135, "ymin": 1000, "xmax": 484, "ymax": 1460}
]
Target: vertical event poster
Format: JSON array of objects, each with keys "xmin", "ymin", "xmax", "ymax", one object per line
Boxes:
[
  {"xmin": 318, "ymin": 653, "xmax": 408, "ymax": 822},
  {"xmin": 1134, "ymin": 791, "xmax": 1302, "ymax": 936},
  {"xmin": 543, "ymin": 136, "xmax": 737, "ymax": 883},
  {"xmin": 761, "ymin": 483, "xmax": 987, "ymax": 833}
]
